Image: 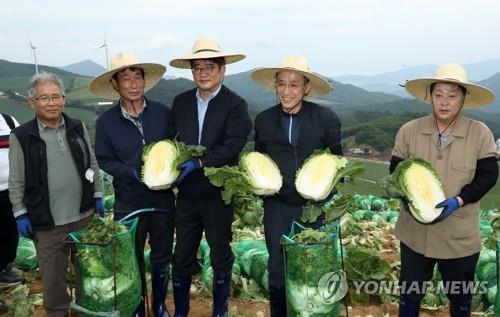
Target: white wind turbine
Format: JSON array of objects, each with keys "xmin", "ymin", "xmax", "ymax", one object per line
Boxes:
[
  {"xmin": 29, "ymin": 38, "xmax": 39, "ymax": 74},
  {"xmin": 98, "ymin": 31, "xmax": 109, "ymax": 70}
]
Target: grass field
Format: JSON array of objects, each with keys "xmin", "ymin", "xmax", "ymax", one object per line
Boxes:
[{"xmin": 347, "ymin": 158, "xmax": 500, "ymax": 211}]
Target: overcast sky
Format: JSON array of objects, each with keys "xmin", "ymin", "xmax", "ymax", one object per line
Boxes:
[{"xmin": 1, "ymin": 0, "xmax": 499, "ymax": 78}]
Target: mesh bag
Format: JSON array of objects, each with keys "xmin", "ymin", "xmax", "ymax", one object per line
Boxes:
[
  {"xmin": 14, "ymin": 236, "xmax": 38, "ymax": 271},
  {"xmin": 494, "ymin": 241, "xmax": 499, "ymax": 317},
  {"xmin": 69, "ymin": 218, "xmax": 141, "ymax": 317},
  {"xmin": 282, "ymin": 221, "xmax": 343, "ymax": 317}
]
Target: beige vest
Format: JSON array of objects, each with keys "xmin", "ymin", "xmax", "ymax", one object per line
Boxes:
[{"xmin": 392, "ymin": 114, "xmax": 497, "ymax": 259}]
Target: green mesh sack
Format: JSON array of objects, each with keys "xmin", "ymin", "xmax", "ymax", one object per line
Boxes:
[
  {"xmin": 282, "ymin": 221, "xmax": 344, "ymax": 317},
  {"xmin": 69, "ymin": 218, "xmax": 141, "ymax": 317},
  {"xmin": 14, "ymin": 237, "xmax": 38, "ymax": 271},
  {"xmin": 494, "ymin": 242, "xmax": 499, "ymax": 316}
]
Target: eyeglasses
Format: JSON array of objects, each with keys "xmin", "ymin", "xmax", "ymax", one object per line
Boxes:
[
  {"xmin": 275, "ymin": 82, "xmax": 306, "ymax": 91},
  {"xmin": 34, "ymin": 94, "xmax": 64, "ymax": 105},
  {"xmin": 191, "ymin": 65, "xmax": 217, "ymax": 75}
]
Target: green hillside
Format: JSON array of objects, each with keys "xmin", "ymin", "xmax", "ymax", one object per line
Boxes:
[
  {"xmin": 0, "ymin": 59, "xmax": 75, "ymax": 78},
  {"xmin": 224, "ymin": 71, "xmax": 403, "ymax": 116},
  {"xmin": 0, "ymin": 98, "xmax": 97, "ymax": 125}
]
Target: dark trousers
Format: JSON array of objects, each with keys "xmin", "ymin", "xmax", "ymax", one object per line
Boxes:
[
  {"xmin": 400, "ymin": 242, "xmax": 479, "ymax": 305},
  {"xmin": 0, "ymin": 189, "xmax": 18, "ymax": 271},
  {"xmin": 263, "ymin": 198, "xmax": 322, "ymax": 288},
  {"xmin": 173, "ymin": 196, "xmax": 234, "ymax": 276},
  {"xmin": 114, "ymin": 202, "xmax": 175, "ymax": 293}
]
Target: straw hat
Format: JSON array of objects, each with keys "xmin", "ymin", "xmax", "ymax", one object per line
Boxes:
[
  {"xmin": 250, "ymin": 54, "xmax": 332, "ymax": 98},
  {"xmin": 405, "ymin": 64, "xmax": 495, "ymax": 108},
  {"xmin": 90, "ymin": 52, "xmax": 166, "ymax": 100},
  {"xmin": 169, "ymin": 37, "xmax": 245, "ymax": 69}
]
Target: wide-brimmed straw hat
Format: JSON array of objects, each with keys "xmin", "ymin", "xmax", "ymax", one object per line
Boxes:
[
  {"xmin": 169, "ymin": 37, "xmax": 245, "ymax": 69},
  {"xmin": 90, "ymin": 52, "xmax": 166, "ymax": 100},
  {"xmin": 250, "ymin": 54, "xmax": 332, "ymax": 98},
  {"xmin": 405, "ymin": 64, "xmax": 495, "ymax": 108}
]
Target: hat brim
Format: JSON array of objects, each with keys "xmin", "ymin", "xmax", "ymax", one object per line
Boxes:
[
  {"xmin": 250, "ymin": 67, "xmax": 332, "ymax": 98},
  {"xmin": 169, "ymin": 52, "xmax": 245, "ymax": 69},
  {"xmin": 405, "ymin": 78, "xmax": 495, "ymax": 109},
  {"xmin": 90, "ymin": 63, "xmax": 166, "ymax": 100}
]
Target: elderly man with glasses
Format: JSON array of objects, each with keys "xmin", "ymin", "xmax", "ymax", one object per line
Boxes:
[
  {"xmin": 168, "ymin": 37, "xmax": 252, "ymax": 317},
  {"xmin": 8, "ymin": 72, "xmax": 103, "ymax": 317}
]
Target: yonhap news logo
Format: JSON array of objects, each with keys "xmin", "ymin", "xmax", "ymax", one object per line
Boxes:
[{"xmin": 317, "ymin": 270, "xmax": 349, "ymax": 304}]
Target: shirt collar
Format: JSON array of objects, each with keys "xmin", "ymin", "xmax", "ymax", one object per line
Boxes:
[
  {"xmin": 120, "ymin": 99, "xmax": 147, "ymax": 119},
  {"xmin": 421, "ymin": 113, "xmax": 466, "ymax": 138},
  {"xmin": 196, "ymin": 85, "xmax": 222, "ymax": 103},
  {"xmin": 37, "ymin": 116, "xmax": 65, "ymax": 132}
]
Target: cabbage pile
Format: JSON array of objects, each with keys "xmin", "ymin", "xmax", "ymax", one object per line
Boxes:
[{"xmin": 141, "ymin": 139, "xmax": 205, "ymax": 190}]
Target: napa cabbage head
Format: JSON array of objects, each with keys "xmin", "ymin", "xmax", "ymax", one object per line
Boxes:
[
  {"xmin": 393, "ymin": 158, "xmax": 445, "ymax": 224},
  {"xmin": 141, "ymin": 139, "xmax": 205, "ymax": 190},
  {"xmin": 141, "ymin": 140, "xmax": 180, "ymax": 190},
  {"xmin": 240, "ymin": 152, "xmax": 282, "ymax": 196},
  {"xmin": 295, "ymin": 150, "xmax": 363, "ymax": 201}
]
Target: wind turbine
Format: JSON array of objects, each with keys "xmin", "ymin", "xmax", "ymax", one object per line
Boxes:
[
  {"xmin": 98, "ymin": 31, "xmax": 109, "ymax": 69},
  {"xmin": 29, "ymin": 38, "xmax": 39, "ymax": 74}
]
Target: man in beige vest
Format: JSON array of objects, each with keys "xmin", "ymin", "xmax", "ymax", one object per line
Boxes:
[{"xmin": 391, "ymin": 64, "xmax": 499, "ymax": 317}]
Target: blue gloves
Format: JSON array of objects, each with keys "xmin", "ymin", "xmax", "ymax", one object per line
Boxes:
[
  {"xmin": 434, "ymin": 197, "xmax": 460, "ymax": 223},
  {"xmin": 16, "ymin": 215, "xmax": 33, "ymax": 238},
  {"xmin": 177, "ymin": 159, "xmax": 202, "ymax": 184},
  {"xmin": 95, "ymin": 198, "xmax": 105, "ymax": 217}
]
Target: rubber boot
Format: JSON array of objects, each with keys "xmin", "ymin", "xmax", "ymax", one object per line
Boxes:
[
  {"xmin": 213, "ymin": 272, "xmax": 231, "ymax": 317},
  {"xmin": 449, "ymin": 300, "xmax": 472, "ymax": 317},
  {"xmin": 153, "ymin": 265, "xmax": 170, "ymax": 317},
  {"xmin": 133, "ymin": 297, "xmax": 146, "ymax": 317},
  {"xmin": 398, "ymin": 294, "xmax": 421, "ymax": 317},
  {"xmin": 173, "ymin": 274, "xmax": 191, "ymax": 317},
  {"xmin": 269, "ymin": 286, "xmax": 287, "ymax": 317}
]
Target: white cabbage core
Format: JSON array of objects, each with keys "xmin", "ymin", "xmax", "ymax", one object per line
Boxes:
[{"xmin": 404, "ymin": 164, "xmax": 445, "ymax": 223}]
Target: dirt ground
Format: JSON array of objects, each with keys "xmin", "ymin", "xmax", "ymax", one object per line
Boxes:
[{"xmin": 0, "ymin": 289, "xmax": 453, "ymax": 317}]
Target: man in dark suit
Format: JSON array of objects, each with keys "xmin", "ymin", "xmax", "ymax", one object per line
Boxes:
[{"xmin": 168, "ymin": 37, "xmax": 252, "ymax": 317}]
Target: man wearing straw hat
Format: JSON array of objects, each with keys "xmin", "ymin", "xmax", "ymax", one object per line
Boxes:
[
  {"xmin": 91, "ymin": 53, "xmax": 175, "ymax": 317},
  {"xmin": 168, "ymin": 37, "xmax": 252, "ymax": 317},
  {"xmin": 251, "ymin": 54, "xmax": 342, "ymax": 316},
  {"xmin": 9, "ymin": 72, "xmax": 102, "ymax": 317},
  {"xmin": 391, "ymin": 64, "xmax": 499, "ymax": 317}
]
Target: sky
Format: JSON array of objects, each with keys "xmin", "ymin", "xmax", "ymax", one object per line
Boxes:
[{"xmin": 1, "ymin": 0, "xmax": 500, "ymax": 78}]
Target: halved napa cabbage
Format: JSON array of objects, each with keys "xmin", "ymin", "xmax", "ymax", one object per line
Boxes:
[
  {"xmin": 295, "ymin": 151, "xmax": 357, "ymax": 201},
  {"xmin": 240, "ymin": 152, "xmax": 282, "ymax": 196},
  {"xmin": 141, "ymin": 140, "xmax": 180, "ymax": 190},
  {"xmin": 393, "ymin": 158, "xmax": 445, "ymax": 223},
  {"xmin": 141, "ymin": 140, "xmax": 205, "ymax": 190}
]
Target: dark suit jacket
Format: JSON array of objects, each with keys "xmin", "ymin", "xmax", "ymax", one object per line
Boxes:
[{"xmin": 170, "ymin": 85, "xmax": 252, "ymax": 201}]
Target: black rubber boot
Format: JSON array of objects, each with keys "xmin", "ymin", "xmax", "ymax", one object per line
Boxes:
[
  {"xmin": 152, "ymin": 265, "xmax": 170, "ymax": 317},
  {"xmin": 449, "ymin": 300, "xmax": 472, "ymax": 317},
  {"xmin": 398, "ymin": 294, "xmax": 421, "ymax": 317},
  {"xmin": 213, "ymin": 272, "xmax": 231, "ymax": 317},
  {"xmin": 269, "ymin": 286, "xmax": 287, "ymax": 317},
  {"xmin": 132, "ymin": 297, "xmax": 146, "ymax": 317},
  {"xmin": 173, "ymin": 274, "xmax": 191, "ymax": 317}
]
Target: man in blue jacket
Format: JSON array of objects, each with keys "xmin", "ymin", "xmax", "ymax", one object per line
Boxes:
[
  {"xmin": 168, "ymin": 37, "xmax": 252, "ymax": 317},
  {"xmin": 91, "ymin": 53, "xmax": 175, "ymax": 317}
]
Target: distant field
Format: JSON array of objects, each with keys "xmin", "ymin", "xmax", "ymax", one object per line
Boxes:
[{"xmin": 347, "ymin": 158, "xmax": 499, "ymax": 211}]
